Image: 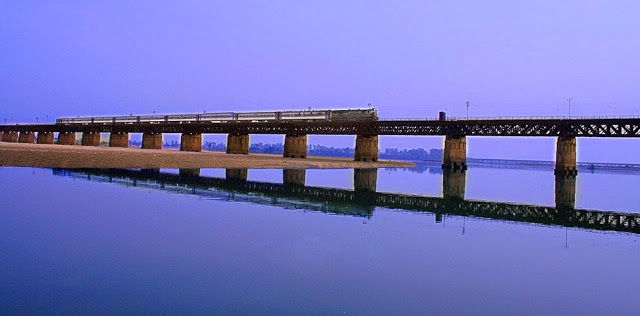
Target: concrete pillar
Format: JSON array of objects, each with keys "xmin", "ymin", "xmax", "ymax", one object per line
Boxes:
[
  {"xmin": 18, "ymin": 132, "xmax": 35, "ymax": 143},
  {"xmin": 555, "ymin": 136, "xmax": 577, "ymax": 176},
  {"xmin": 283, "ymin": 169, "xmax": 306, "ymax": 186},
  {"xmin": 141, "ymin": 168, "xmax": 161, "ymax": 176},
  {"xmin": 81, "ymin": 132, "xmax": 100, "ymax": 146},
  {"xmin": 354, "ymin": 168, "xmax": 378, "ymax": 192},
  {"xmin": 354, "ymin": 135, "xmax": 379, "ymax": 162},
  {"xmin": 555, "ymin": 174, "xmax": 576, "ymax": 209},
  {"xmin": 226, "ymin": 133, "xmax": 249, "ymax": 154},
  {"xmin": 37, "ymin": 132, "xmax": 54, "ymax": 144},
  {"xmin": 284, "ymin": 134, "xmax": 307, "ymax": 158},
  {"xmin": 142, "ymin": 133, "xmax": 162, "ymax": 149},
  {"xmin": 226, "ymin": 168, "xmax": 248, "ymax": 181},
  {"xmin": 442, "ymin": 135, "xmax": 467, "ymax": 170},
  {"xmin": 57, "ymin": 132, "xmax": 76, "ymax": 145},
  {"xmin": 179, "ymin": 168, "xmax": 201, "ymax": 178},
  {"xmin": 109, "ymin": 132, "xmax": 129, "ymax": 148},
  {"xmin": 180, "ymin": 133, "xmax": 202, "ymax": 152},
  {"xmin": 443, "ymin": 169, "xmax": 466, "ymax": 200},
  {"xmin": 2, "ymin": 131, "xmax": 18, "ymax": 143}
]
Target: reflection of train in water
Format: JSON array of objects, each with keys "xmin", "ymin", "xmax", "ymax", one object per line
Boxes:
[{"xmin": 56, "ymin": 109, "xmax": 378, "ymax": 124}]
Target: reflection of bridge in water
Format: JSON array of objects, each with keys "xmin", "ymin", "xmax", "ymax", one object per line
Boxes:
[{"xmin": 53, "ymin": 168, "xmax": 640, "ymax": 235}]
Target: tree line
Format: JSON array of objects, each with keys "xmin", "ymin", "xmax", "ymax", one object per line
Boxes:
[{"xmin": 127, "ymin": 140, "xmax": 443, "ymax": 161}]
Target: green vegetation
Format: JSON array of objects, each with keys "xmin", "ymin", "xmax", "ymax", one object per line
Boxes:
[{"xmin": 127, "ymin": 140, "xmax": 443, "ymax": 161}]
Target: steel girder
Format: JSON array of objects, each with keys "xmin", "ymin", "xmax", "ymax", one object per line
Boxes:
[{"xmin": 3, "ymin": 118, "xmax": 640, "ymax": 137}]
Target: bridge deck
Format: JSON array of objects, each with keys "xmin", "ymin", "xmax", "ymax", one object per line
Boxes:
[{"xmin": 2, "ymin": 118, "xmax": 640, "ymax": 137}]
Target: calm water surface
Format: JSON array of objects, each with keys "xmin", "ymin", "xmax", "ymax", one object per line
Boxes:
[{"xmin": 1, "ymin": 165, "xmax": 639, "ymax": 314}]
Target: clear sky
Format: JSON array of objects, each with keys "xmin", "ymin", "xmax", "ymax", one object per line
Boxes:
[{"xmin": 1, "ymin": 1, "xmax": 639, "ymax": 162}]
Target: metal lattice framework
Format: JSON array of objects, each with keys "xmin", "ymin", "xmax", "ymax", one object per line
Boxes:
[
  {"xmin": 55, "ymin": 168, "xmax": 640, "ymax": 234},
  {"xmin": 3, "ymin": 117, "xmax": 640, "ymax": 137}
]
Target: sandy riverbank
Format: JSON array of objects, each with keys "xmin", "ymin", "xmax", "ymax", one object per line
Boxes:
[{"xmin": 0, "ymin": 143, "xmax": 415, "ymax": 169}]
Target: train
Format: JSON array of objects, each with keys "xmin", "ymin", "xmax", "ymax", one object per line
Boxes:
[{"xmin": 56, "ymin": 109, "xmax": 378, "ymax": 125}]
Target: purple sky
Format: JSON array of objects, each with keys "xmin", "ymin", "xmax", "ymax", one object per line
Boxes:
[{"xmin": 1, "ymin": 1, "xmax": 639, "ymax": 162}]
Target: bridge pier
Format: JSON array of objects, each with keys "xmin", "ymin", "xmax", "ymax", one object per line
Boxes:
[
  {"xmin": 283, "ymin": 134, "xmax": 307, "ymax": 158},
  {"xmin": 555, "ymin": 174, "xmax": 576, "ymax": 209},
  {"xmin": 354, "ymin": 168, "xmax": 378, "ymax": 192},
  {"xmin": 141, "ymin": 168, "xmax": 161, "ymax": 175},
  {"xmin": 2, "ymin": 131, "xmax": 18, "ymax": 143},
  {"xmin": 37, "ymin": 132, "xmax": 54, "ymax": 144},
  {"xmin": 555, "ymin": 136, "xmax": 577, "ymax": 176},
  {"xmin": 442, "ymin": 135, "xmax": 467, "ymax": 170},
  {"xmin": 443, "ymin": 169, "xmax": 466, "ymax": 200},
  {"xmin": 226, "ymin": 168, "xmax": 248, "ymax": 181},
  {"xmin": 179, "ymin": 168, "xmax": 201, "ymax": 178},
  {"xmin": 81, "ymin": 132, "xmax": 100, "ymax": 146},
  {"xmin": 226, "ymin": 133, "xmax": 249, "ymax": 154},
  {"xmin": 283, "ymin": 169, "xmax": 306, "ymax": 186},
  {"xmin": 142, "ymin": 132, "xmax": 162, "ymax": 149},
  {"xmin": 180, "ymin": 133, "xmax": 202, "ymax": 152},
  {"xmin": 354, "ymin": 135, "xmax": 378, "ymax": 162},
  {"xmin": 18, "ymin": 132, "xmax": 35, "ymax": 143},
  {"xmin": 57, "ymin": 132, "xmax": 76, "ymax": 145},
  {"xmin": 109, "ymin": 132, "xmax": 129, "ymax": 148}
]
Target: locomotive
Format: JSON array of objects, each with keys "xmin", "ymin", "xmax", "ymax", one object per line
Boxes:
[{"xmin": 56, "ymin": 109, "xmax": 378, "ymax": 125}]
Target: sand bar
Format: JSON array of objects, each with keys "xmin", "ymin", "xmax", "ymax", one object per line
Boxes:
[{"xmin": 0, "ymin": 143, "xmax": 415, "ymax": 169}]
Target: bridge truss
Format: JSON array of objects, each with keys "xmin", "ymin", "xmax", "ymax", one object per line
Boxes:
[{"xmin": 3, "ymin": 118, "xmax": 640, "ymax": 137}]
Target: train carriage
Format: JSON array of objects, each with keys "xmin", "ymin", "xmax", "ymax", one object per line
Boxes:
[
  {"xmin": 166, "ymin": 114, "xmax": 199, "ymax": 123},
  {"xmin": 74, "ymin": 117, "xmax": 94, "ymax": 124},
  {"xmin": 114, "ymin": 116, "xmax": 139, "ymax": 124},
  {"xmin": 55, "ymin": 117, "xmax": 80, "ymax": 124},
  {"xmin": 199, "ymin": 112, "xmax": 235, "ymax": 122},
  {"xmin": 139, "ymin": 115, "xmax": 167, "ymax": 123},
  {"xmin": 56, "ymin": 116, "xmax": 102, "ymax": 124},
  {"xmin": 236, "ymin": 112, "xmax": 278, "ymax": 121},
  {"xmin": 92, "ymin": 116, "xmax": 116, "ymax": 124},
  {"xmin": 279, "ymin": 110, "xmax": 330, "ymax": 121},
  {"xmin": 329, "ymin": 109, "xmax": 378, "ymax": 121}
]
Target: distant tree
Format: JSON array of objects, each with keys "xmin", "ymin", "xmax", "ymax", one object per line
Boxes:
[{"xmin": 166, "ymin": 140, "xmax": 443, "ymax": 161}]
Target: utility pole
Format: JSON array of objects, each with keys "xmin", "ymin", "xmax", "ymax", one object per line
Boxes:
[
  {"xmin": 567, "ymin": 98, "xmax": 573, "ymax": 118},
  {"xmin": 462, "ymin": 217, "xmax": 466, "ymax": 235},
  {"xmin": 466, "ymin": 101, "xmax": 470, "ymax": 119}
]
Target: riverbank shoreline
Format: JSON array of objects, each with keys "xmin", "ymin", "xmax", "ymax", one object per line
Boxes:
[{"xmin": 0, "ymin": 143, "xmax": 415, "ymax": 169}]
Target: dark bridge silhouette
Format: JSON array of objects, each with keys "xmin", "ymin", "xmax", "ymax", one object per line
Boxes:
[
  {"xmin": 5, "ymin": 117, "xmax": 640, "ymax": 137},
  {"xmin": 52, "ymin": 168, "xmax": 640, "ymax": 235},
  {"xmin": 2, "ymin": 115, "xmax": 640, "ymax": 171}
]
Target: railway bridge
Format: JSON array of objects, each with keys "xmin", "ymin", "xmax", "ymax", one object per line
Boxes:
[{"xmin": 2, "ymin": 114, "xmax": 640, "ymax": 176}]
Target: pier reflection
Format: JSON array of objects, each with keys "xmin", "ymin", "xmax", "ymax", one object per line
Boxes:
[
  {"xmin": 283, "ymin": 169, "xmax": 306, "ymax": 186},
  {"xmin": 179, "ymin": 168, "xmax": 201, "ymax": 178},
  {"xmin": 141, "ymin": 168, "xmax": 161, "ymax": 175},
  {"xmin": 354, "ymin": 169, "xmax": 377, "ymax": 192},
  {"xmin": 226, "ymin": 168, "xmax": 248, "ymax": 181},
  {"xmin": 555, "ymin": 174, "xmax": 576, "ymax": 210},
  {"xmin": 53, "ymin": 168, "xmax": 640, "ymax": 234},
  {"xmin": 443, "ymin": 169, "xmax": 466, "ymax": 200}
]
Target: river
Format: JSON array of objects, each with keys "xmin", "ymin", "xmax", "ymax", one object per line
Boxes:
[{"xmin": 1, "ymin": 164, "xmax": 638, "ymax": 314}]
